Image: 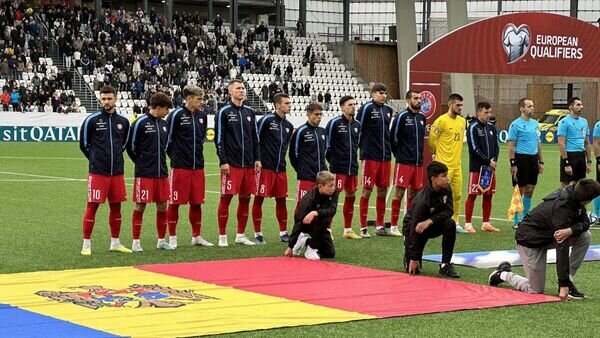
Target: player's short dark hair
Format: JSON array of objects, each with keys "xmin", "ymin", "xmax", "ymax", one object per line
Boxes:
[
  {"xmin": 149, "ymin": 92, "xmax": 173, "ymax": 108},
  {"xmin": 228, "ymin": 79, "xmax": 244, "ymax": 87},
  {"xmin": 339, "ymin": 95, "xmax": 354, "ymax": 106},
  {"xmin": 405, "ymin": 90, "xmax": 420, "ymax": 100},
  {"xmin": 371, "ymin": 83, "xmax": 387, "ymax": 93},
  {"xmin": 427, "ymin": 161, "xmax": 448, "ymax": 185},
  {"xmin": 273, "ymin": 93, "xmax": 290, "ymax": 106},
  {"xmin": 477, "ymin": 101, "xmax": 491, "ymax": 111},
  {"xmin": 518, "ymin": 98, "xmax": 532, "ymax": 108},
  {"xmin": 100, "ymin": 85, "xmax": 116, "ymax": 96},
  {"xmin": 316, "ymin": 171, "xmax": 335, "ymax": 185},
  {"xmin": 183, "ymin": 85, "xmax": 204, "ymax": 98},
  {"xmin": 574, "ymin": 179, "xmax": 600, "ymax": 202},
  {"xmin": 568, "ymin": 97, "xmax": 582, "ymax": 107},
  {"xmin": 306, "ymin": 102, "xmax": 323, "ymax": 114},
  {"xmin": 448, "ymin": 93, "xmax": 463, "ymax": 102}
]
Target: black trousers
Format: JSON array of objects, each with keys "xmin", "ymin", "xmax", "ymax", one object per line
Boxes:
[
  {"xmin": 297, "ymin": 218, "xmax": 335, "ymax": 258},
  {"xmin": 405, "ymin": 218, "xmax": 456, "ymax": 264}
]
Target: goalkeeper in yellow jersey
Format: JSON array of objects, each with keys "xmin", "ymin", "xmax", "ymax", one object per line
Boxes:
[{"xmin": 427, "ymin": 94, "xmax": 468, "ymax": 233}]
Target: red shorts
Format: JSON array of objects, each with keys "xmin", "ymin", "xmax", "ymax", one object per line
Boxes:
[
  {"xmin": 334, "ymin": 174, "xmax": 358, "ymax": 193},
  {"xmin": 296, "ymin": 180, "xmax": 316, "ymax": 201},
  {"xmin": 133, "ymin": 177, "xmax": 170, "ymax": 203},
  {"xmin": 393, "ymin": 164, "xmax": 424, "ymax": 189},
  {"xmin": 87, "ymin": 174, "xmax": 126, "ymax": 203},
  {"xmin": 361, "ymin": 160, "xmax": 391, "ymax": 189},
  {"xmin": 170, "ymin": 168, "xmax": 205, "ymax": 205},
  {"xmin": 221, "ymin": 166, "xmax": 256, "ymax": 195},
  {"xmin": 256, "ymin": 169, "xmax": 288, "ymax": 198},
  {"xmin": 468, "ymin": 171, "xmax": 496, "ymax": 196}
]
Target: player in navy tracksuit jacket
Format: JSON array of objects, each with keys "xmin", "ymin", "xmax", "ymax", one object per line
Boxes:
[
  {"xmin": 464, "ymin": 101, "xmax": 501, "ymax": 233},
  {"xmin": 78, "ymin": 86, "xmax": 130, "ymax": 255},
  {"xmin": 126, "ymin": 92, "xmax": 172, "ymax": 252},
  {"xmin": 164, "ymin": 86, "xmax": 212, "ymax": 249},
  {"xmin": 290, "ymin": 102, "xmax": 328, "ymax": 203},
  {"xmin": 214, "ymin": 80, "xmax": 262, "ymax": 246},
  {"xmin": 355, "ymin": 83, "xmax": 394, "ymax": 236},
  {"xmin": 389, "ymin": 90, "xmax": 427, "ymax": 235},
  {"xmin": 325, "ymin": 95, "xmax": 362, "ymax": 238},
  {"xmin": 252, "ymin": 93, "xmax": 295, "ymax": 243}
]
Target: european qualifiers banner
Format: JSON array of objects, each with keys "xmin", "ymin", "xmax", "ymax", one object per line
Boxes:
[{"xmin": 0, "ymin": 126, "xmax": 80, "ymax": 142}]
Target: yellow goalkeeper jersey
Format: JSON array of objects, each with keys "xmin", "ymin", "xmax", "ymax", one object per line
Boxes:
[{"xmin": 427, "ymin": 113, "xmax": 466, "ymax": 169}]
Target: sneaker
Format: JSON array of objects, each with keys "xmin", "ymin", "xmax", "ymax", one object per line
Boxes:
[
  {"xmin": 489, "ymin": 261, "xmax": 512, "ymax": 286},
  {"xmin": 279, "ymin": 233, "xmax": 290, "ymax": 242},
  {"xmin": 388, "ymin": 227, "xmax": 403, "ymax": 237},
  {"xmin": 110, "ymin": 244, "xmax": 133, "ymax": 253},
  {"xmin": 343, "ymin": 230, "xmax": 362, "ymax": 240},
  {"xmin": 439, "ymin": 263, "xmax": 460, "ymax": 278},
  {"xmin": 255, "ymin": 235, "xmax": 266, "ymax": 245},
  {"xmin": 360, "ymin": 228, "xmax": 371, "ymax": 238},
  {"xmin": 292, "ymin": 232, "xmax": 309, "ymax": 255},
  {"xmin": 218, "ymin": 235, "xmax": 229, "ymax": 247},
  {"xmin": 192, "ymin": 236, "xmax": 214, "ymax": 247},
  {"xmin": 375, "ymin": 228, "xmax": 388, "ymax": 236},
  {"xmin": 463, "ymin": 224, "xmax": 476, "ymax": 234},
  {"xmin": 482, "ymin": 223, "xmax": 501, "ymax": 232},
  {"xmin": 169, "ymin": 238, "xmax": 178, "ymax": 249},
  {"xmin": 235, "ymin": 235, "xmax": 256, "ymax": 246},
  {"xmin": 512, "ymin": 222, "xmax": 519, "ymax": 230},
  {"xmin": 132, "ymin": 243, "xmax": 144, "ymax": 253},
  {"xmin": 80, "ymin": 247, "xmax": 91, "ymax": 256},
  {"xmin": 304, "ymin": 246, "xmax": 320, "ymax": 260},
  {"xmin": 568, "ymin": 284, "xmax": 587, "ymax": 300},
  {"xmin": 156, "ymin": 242, "xmax": 175, "ymax": 250},
  {"xmin": 455, "ymin": 225, "xmax": 469, "ymax": 234}
]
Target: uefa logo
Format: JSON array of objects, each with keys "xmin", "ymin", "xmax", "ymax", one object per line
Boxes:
[
  {"xmin": 502, "ymin": 23, "xmax": 531, "ymax": 64},
  {"xmin": 420, "ymin": 91, "xmax": 436, "ymax": 119}
]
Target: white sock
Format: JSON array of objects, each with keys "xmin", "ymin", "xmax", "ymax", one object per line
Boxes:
[
  {"xmin": 440, "ymin": 263, "xmax": 447, "ymax": 268},
  {"xmin": 236, "ymin": 233, "xmax": 245, "ymax": 239},
  {"xmin": 390, "ymin": 225, "xmax": 398, "ymax": 231},
  {"xmin": 376, "ymin": 226, "xmax": 383, "ymax": 230},
  {"xmin": 279, "ymin": 231, "xmax": 288, "ymax": 236},
  {"xmin": 132, "ymin": 239, "xmax": 140, "ymax": 247},
  {"xmin": 219, "ymin": 234, "xmax": 227, "ymax": 240},
  {"xmin": 465, "ymin": 223, "xmax": 472, "ymax": 228},
  {"xmin": 483, "ymin": 222, "xmax": 491, "ymax": 226},
  {"xmin": 360, "ymin": 227, "xmax": 367, "ymax": 231},
  {"xmin": 111, "ymin": 238, "xmax": 120, "ymax": 246},
  {"xmin": 255, "ymin": 232, "xmax": 263, "ymax": 238},
  {"xmin": 344, "ymin": 228, "xmax": 352, "ymax": 233},
  {"xmin": 157, "ymin": 238, "xmax": 165, "ymax": 244},
  {"xmin": 82, "ymin": 239, "xmax": 91, "ymax": 248},
  {"xmin": 500, "ymin": 271, "xmax": 509, "ymax": 281},
  {"xmin": 169, "ymin": 235, "xmax": 177, "ymax": 242}
]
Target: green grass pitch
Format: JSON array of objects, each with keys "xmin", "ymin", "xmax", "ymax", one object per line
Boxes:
[{"xmin": 1, "ymin": 142, "xmax": 599, "ymax": 337}]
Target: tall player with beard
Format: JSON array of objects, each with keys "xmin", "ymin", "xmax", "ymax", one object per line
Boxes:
[
  {"xmin": 428, "ymin": 94, "xmax": 467, "ymax": 233},
  {"xmin": 390, "ymin": 90, "xmax": 426, "ymax": 236},
  {"xmin": 79, "ymin": 86, "xmax": 131, "ymax": 255}
]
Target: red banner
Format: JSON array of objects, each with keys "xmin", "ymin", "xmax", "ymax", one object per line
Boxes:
[{"xmin": 410, "ymin": 13, "xmax": 600, "ymax": 78}]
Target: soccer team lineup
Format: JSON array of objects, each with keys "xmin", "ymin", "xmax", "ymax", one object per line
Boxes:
[{"xmin": 70, "ymin": 81, "xmax": 600, "ymax": 299}]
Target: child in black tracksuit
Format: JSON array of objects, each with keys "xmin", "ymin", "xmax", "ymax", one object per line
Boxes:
[{"xmin": 285, "ymin": 171, "xmax": 338, "ymax": 260}]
